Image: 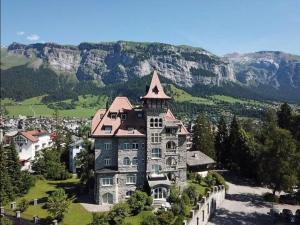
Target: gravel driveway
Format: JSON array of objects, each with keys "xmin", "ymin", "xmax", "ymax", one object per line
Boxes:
[{"xmin": 207, "ymin": 173, "xmax": 300, "ymax": 225}]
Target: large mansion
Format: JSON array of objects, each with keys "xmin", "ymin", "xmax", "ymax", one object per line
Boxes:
[{"xmin": 91, "ymin": 71, "xmax": 190, "ymax": 205}]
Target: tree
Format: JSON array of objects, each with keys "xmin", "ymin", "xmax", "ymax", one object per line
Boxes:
[
  {"xmin": 183, "ymin": 185, "xmax": 199, "ymax": 206},
  {"xmin": 108, "ymin": 202, "xmax": 130, "ymax": 225},
  {"xmin": 0, "ymin": 145, "xmax": 13, "ymax": 205},
  {"xmin": 0, "ymin": 217, "xmax": 13, "ymax": 225},
  {"xmin": 76, "ymin": 139, "xmax": 94, "ymax": 191},
  {"xmin": 227, "ymin": 116, "xmax": 241, "ymax": 170},
  {"xmin": 277, "ymin": 103, "xmax": 292, "ymax": 130},
  {"xmin": 47, "ymin": 188, "xmax": 72, "ymax": 221},
  {"xmin": 6, "ymin": 140, "xmax": 22, "ymax": 195},
  {"xmin": 168, "ymin": 185, "xmax": 180, "ymax": 203},
  {"xmin": 127, "ymin": 191, "xmax": 150, "ymax": 215},
  {"xmin": 156, "ymin": 210, "xmax": 174, "ymax": 225},
  {"xmin": 90, "ymin": 213, "xmax": 109, "ymax": 225},
  {"xmin": 260, "ymin": 128, "xmax": 299, "ymax": 195},
  {"xmin": 192, "ymin": 114, "xmax": 215, "ymax": 159},
  {"xmin": 215, "ymin": 116, "xmax": 228, "ymax": 167}
]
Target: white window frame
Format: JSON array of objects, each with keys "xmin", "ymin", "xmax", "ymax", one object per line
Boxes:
[
  {"xmin": 102, "ymin": 177, "xmax": 113, "ymax": 186},
  {"xmin": 151, "ymin": 148, "xmax": 162, "ymax": 158},
  {"xmin": 104, "ymin": 126, "xmax": 112, "ymax": 134},
  {"xmin": 104, "ymin": 158, "xmax": 111, "ymax": 166},
  {"xmin": 151, "ymin": 133, "xmax": 161, "ymax": 143},
  {"xmin": 104, "ymin": 143, "xmax": 112, "ymax": 150},
  {"xmin": 123, "ymin": 157, "xmax": 131, "ymax": 165},
  {"xmin": 123, "ymin": 143, "xmax": 131, "ymax": 150},
  {"xmin": 126, "ymin": 174, "xmax": 137, "ymax": 184},
  {"xmin": 132, "ymin": 143, "xmax": 139, "ymax": 150},
  {"xmin": 152, "ymin": 164, "xmax": 162, "ymax": 175}
]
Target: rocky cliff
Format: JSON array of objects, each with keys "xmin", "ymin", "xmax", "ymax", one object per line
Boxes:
[{"xmin": 5, "ymin": 41, "xmax": 300, "ymax": 91}]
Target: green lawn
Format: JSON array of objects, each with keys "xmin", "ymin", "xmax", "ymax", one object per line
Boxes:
[
  {"xmin": 123, "ymin": 211, "xmax": 153, "ymax": 225},
  {"xmin": 4, "ymin": 177, "xmax": 92, "ymax": 225},
  {"xmin": 211, "ymin": 95, "xmax": 264, "ymax": 106},
  {"xmin": 2, "ymin": 94, "xmax": 108, "ymax": 118}
]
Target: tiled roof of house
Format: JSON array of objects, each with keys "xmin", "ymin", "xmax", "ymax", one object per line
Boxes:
[
  {"xmin": 91, "ymin": 97, "xmax": 146, "ymax": 137},
  {"xmin": 20, "ymin": 129, "xmax": 49, "ymax": 142},
  {"xmin": 187, "ymin": 151, "xmax": 215, "ymax": 167},
  {"xmin": 141, "ymin": 71, "xmax": 171, "ymax": 100},
  {"xmin": 164, "ymin": 109, "xmax": 189, "ymax": 135}
]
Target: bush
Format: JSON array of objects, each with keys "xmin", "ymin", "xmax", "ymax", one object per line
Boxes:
[
  {"xmin": 195, "ymin": 174, "xmax": 202, "ymax": 184},
  {"xmin": 0, "ymin": 217, "xmax": 13, "ymax": 225},
  {"xmin": 187, "ymin": 171, "xmax": 196, "ymax": 180},
  {"xmin": 17, "ymin": 198, "xmax": 29, "ymax": 212},
  {"xmin": 127, "ymin": 191, "xmax": 149, "ymax": 215},
  {"xmin": 141, "ymin": 215, "xmax": 160, "ymax": 225},
  {"xmin": 263, "ymin": 193, "xmax": 279, "ymax": 203},
  {"xmin": 183, "ymin": 185, "xmax": 199, "ymax": 206},
  {"xmin": 168, "ymin": 185, "xmax": 180, "ymax": 203},
  {"xmin": 90, "ymin": 213, "xmax": 109, "ymax": 225},
  {"xmin": 209, "ymin": 171, "xmax": 228, "ymax": 190},
  {"xmin": 156, "ymin": 210, "xmax": 174, "ymax": 225},
  {"xmin": 108, "ymin": 202, "xmax": 130, "ymax": 225}
]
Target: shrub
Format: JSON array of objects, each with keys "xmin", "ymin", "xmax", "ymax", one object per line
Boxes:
[
  {"xmin": 187, "ymin": 171, "xmax": 196, "ymax": 180},
  {"xmin": 127, "ymin": 191, "xmax": 149, "ymax": 215},
  {"xmin": 168, "ymin": 185, "xmax": 180, "ymax": 203},
  {"xmin": 263, "ymin": 193, "xmax": 279, "ymax": 203},
  {"xmin": 181, "ymin": 193, "xmax": 190, "ymax": 206},
  {"xmin": 183, "ymin": 185, "xmax": 199, "ymax": 206},
  {"xmin": 146, "ymin": 196, "xmax": 153, "ymax": 206},
  {"xmin": 209, "ymin": 171, "xmax": 228, "ymax": 190},
  {"xmin": 156, "ymin": 210, "xmax": 174, "ymax": 225},
  {"xmin": 108, "ymin": 202, "xmax": 130, "ymax": 225},
  {"xmin": 0, "ymin": 217, "xmax": 13, "ymax": 225},
  {"xmin": 90, "ymin": 213, "xmax": 109, "ymax": 225},
  {"xmin": 17, "ymin": 198, "xmax": 29, "ymax": 212},
  {"xmin": 195, "ymin": 174, "xmax": 202, "ymax": 184}
]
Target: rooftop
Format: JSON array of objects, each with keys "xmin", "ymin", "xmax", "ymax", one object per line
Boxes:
[{"xmin": 187, "ymin": 151, "xmax": 215, "ymax": 167}]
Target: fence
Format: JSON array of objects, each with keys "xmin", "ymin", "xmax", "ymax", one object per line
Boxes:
[{"xmin": 183, "ymin": 185, "xmax": 226, "ymax": 225}]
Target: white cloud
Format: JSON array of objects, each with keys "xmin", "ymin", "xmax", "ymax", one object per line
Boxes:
[
  {"xmin": 17, "ymin": 31, "xmax": 25, "ymax": 36},
  {"xmin": 26, "ymin": 34, "xmax": 40, "ymax": 41}
]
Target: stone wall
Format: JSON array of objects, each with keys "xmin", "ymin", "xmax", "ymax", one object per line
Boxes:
[{"xmin": 184, "ymin": 185, "xmax": 226, "ymax": 225}]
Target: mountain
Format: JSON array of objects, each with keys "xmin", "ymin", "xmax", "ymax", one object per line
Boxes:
[{"xmin": 1, "ymin": 41, "xmax": 300, "ymax": 104}]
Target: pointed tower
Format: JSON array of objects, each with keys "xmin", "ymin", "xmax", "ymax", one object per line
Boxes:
[{"xmin": 143, "ymin": 71, "xmax": 188, "ymax": 206}]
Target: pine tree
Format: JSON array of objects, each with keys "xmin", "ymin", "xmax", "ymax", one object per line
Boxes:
[
  {"xmin": 6, "ymin": 140, "xmax": 22, "ymax": 195},
  {"xmin": 192, "ymin": 114, "xmax": 215, "ymax": 159},
  {"xmin": 277, "ymin": 103, "xmax": 292, "ymax": 130},
  {"xmin": 215, "ymin": 116, "xmax": 228, "ymax": 167},
  {"xmin": 0, "ymin": 145, "xmax": 14, "ymax": 205},
  {"xmin": 227, "ymin": 116, "xmax": 241, "ymax": 170}
]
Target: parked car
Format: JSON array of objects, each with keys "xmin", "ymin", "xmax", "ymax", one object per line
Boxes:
[{"xmin": 281, "ymin": 209, "xmax": 295, "ymax": 223}]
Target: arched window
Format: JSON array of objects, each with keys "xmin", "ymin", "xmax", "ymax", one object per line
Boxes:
[
  {"xmin": 102, "ymin": 193, "xmax": 113, "ymax": 204},
  {"xmin": 158, "ymin": 118, "xmax": 163, "ymax": 127},
  {"xmin": 166, "ymin": 157, "xmax": 177, "ymax": 166},
  {"xmin": 151, "ymin": 148, "xmax": 161, "ymax": 158},
  {"xmin": 123, "ymin": 157, "xmax": 131, "ymax": 165},
  {"xmin": 153, "ymin": 187, "xmax": 167, "ymax": 199},
  {"xmin": 126, "ymin": 190, "xmax": 134, "ymax": 197},
  {"xmin": 166, "ymin": 141, "xmax": 176, "ymax": 151},
  {"xmin": 154, "ymin": 118, "xmax": 159, "ymax": 127},
  {"xmin": 150, "ymin": 118, "xmax": 154, "ymax": 128},
  {"xmin": 132, "ymin": 157, "xmax": 138, "ymax": 165}
]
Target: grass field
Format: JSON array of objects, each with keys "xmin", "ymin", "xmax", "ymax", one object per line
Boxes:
[
  {"xmin": 0, "ymin": 48, "xmax": 32, "ymax": 70},
  {"xmin": 123, "ymin": 210, "xmax": 153, "ymax": 225},
  {"xmin": 1, "ymin": 95, "xmax": 108, "ymax": 118},
  {"xmin": 4, "ymin": 177, "xmax": 93, "ymax": 225},
  {"xmin": 211, "ymin": 95, "xmax": 264, "ymax": 106}
]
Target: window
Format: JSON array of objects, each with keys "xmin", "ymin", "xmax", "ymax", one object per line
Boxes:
[
  {"xmin": 111, "ymin": 113, "xmax": 117, "ymax": 120},
  {"xmin": 132, "ymin": 157, "xmax": 138, "ymax": 165},
  {"xmin": 132, "ymin": 143, "xmax": 139, "ymax": 150},
  {"xmin": 14, "ymin": 135, "xmax": 27, "ymax": 146},
  {"xmin": 104, "ymin": 143, "xmax": 112, "ymax": 150},
  {"xmin": 126, "ymin": 174, "xmax": 137, "ymax": 184},
  {"xmin": 166, "ymin": 157, "xmax": 177, "ymax": 166},
  {"xmin": 153, "ymin": 187, "xmax": 167, "ymax": 199},
  {"xmin": 104, "ymin": 126, "xmax": 112, "ymax": 134},
  {"xmin": 166, "ymin": 141, "xmax": 176, "ymax": 151},
  {"xmin": 154, "ymin": 118, "xmax": 159, "ymax": 127},
  {"xmin": 127, "ymin": 127, "xmax": 134, "ymax": 134},
  {"xmin": 121, "ymin": 113, "xmax": 127, "ymax": 120},
  {"xmin": 137, "ymin": 112, "xmax": 143, "ymax": 118},
  {"xmin": 151, "ymin": 133, "xmax": 161, "ymax": 143},
  {"xmin": 102, "ymin": 193, "xmax": 113, "ymax": 204},
  {"xmin": 126, "ymin": 190, "xmax": 134, "ymax": 197},
  {"xmin": 150, "ymin": 118, "xmax": 154, "ymax": 127},
  {"xmin": 152, "ymin": 164, "xmax": 162, "ymax": 175},
  {"xmin": 151, "ymin": 148, "xmax": 161, "ymax": 158},
  {"xmin": 166, "ymin": 128, "xmax": 176, "ymax": 136},
  {"xmin": 102, "ymin": 177, "xmax": 113, "ymax": 186},
  {"xmin": 123, "ymin": 157, "xmax": 131, "ymax": 165},
  {"xmin": 159, "ymin": 118, "xmax": 163, "ymax": 127},
  {"xmin": 123, "ymin": 143, "xmax": 131, "ymax": 150},
  {"xmin": 104, "ymin": 158, "xmax": 111, "ymax": 166}
]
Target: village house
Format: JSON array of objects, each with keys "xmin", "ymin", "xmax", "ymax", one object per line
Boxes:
[
  {"xmin": 69, "ymin": 136, "xmax": 85, "ymax": 173},
  {"xmin": 91, "ymin": 71, "xmax": 189, "ymax": 206}
]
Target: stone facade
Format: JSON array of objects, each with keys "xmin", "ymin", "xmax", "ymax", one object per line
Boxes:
[{"xmin": 92, "ymin": 71, "xmax": 189, "ymax": 205}]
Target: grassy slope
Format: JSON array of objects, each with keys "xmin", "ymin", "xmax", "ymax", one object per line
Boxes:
[
  {"xmin": 4, "ymin": 178, "xmax": 92, "ymax": 225},
  {"xmin": 0, "ymin": 48, "xmax": 32, "ymax": 70},
  {"xmin": 2, "ymin": 95, "xmax": 108, "ymax": 118}
]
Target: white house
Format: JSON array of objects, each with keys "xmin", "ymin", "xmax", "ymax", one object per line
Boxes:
[
  {"xmin": 13, "ymin": 129, "xmax": 53, "ymax": 170},
  {"xmin": 69, "ymin": 138, "xmax": 85, "ymax": 173}
]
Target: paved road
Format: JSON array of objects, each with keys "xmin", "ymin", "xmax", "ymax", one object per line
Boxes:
[{"xmin": 208, "ymin": 174, "xmax": 274, "ymax": 225}]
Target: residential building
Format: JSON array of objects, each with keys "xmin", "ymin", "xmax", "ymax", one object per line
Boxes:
[
  {"xmin": 69, "ymin": 137, "xmax": 85, "ymax": 173},
  {"xmin": 91, "ymin": 71, "xmax": 189, "ymax": 205}
]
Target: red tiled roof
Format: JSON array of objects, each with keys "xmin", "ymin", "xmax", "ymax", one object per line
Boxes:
[
  {"xmin": 20, "ymin": 129, "xmax": 48, "ymax": 142},
  {"xmin": 142, "ymin": 71, "xmax": 171, "ymax": 100},
  {"xmin": 91, "ymin": 97, "xmax": 146, "ymax": 137}
]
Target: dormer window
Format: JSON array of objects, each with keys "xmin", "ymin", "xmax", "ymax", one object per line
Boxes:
[
  {"xmin": 152, "ymin": 86, "xmax": 159, "ymax": 94},
  {"xmin": 121, "ymin": 113, "xmax": 127, "ymax": 120},
  {"xmin": 111, "ymin": 113, "xmax": 117, "ymax": 120},
  {"xmin": 104, "ymin": 126, "xmax": 112, "ymax": 134},
  {"xmin": 137, "ymin": 112, "xmax": 143, "ymax": 119},
  {"xmin": 127, "ymin": 127, "xmax": 134, "ymax": 134}
]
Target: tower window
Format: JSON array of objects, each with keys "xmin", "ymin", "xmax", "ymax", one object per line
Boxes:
[
  {"xmin": 151, "ymin": 148, "xmax": 162, "ymax": 158},
  {"xmin": 121, "ymin": 113, "xmax": 127, "ymax": 120},
  {"xmin": 151, "ymin": 133, "xmax": 161, "ymax": 143},
  {"xmin": 126, "ymin": 174, "xmax": 137, "ymax": 184},
  {"xmin": 123, "ymin": 157, "xmax": 131, "ymax": 165}
]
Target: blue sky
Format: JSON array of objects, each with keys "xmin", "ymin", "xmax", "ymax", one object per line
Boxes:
[{"xmin": 1, "ymin": 0, "xmax": 300, "ymax": 55}]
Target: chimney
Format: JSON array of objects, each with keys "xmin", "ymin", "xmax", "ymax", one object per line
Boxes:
[{"xmin": 194, "ymin": 153, "xmax": 198, "ymax": 158}]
